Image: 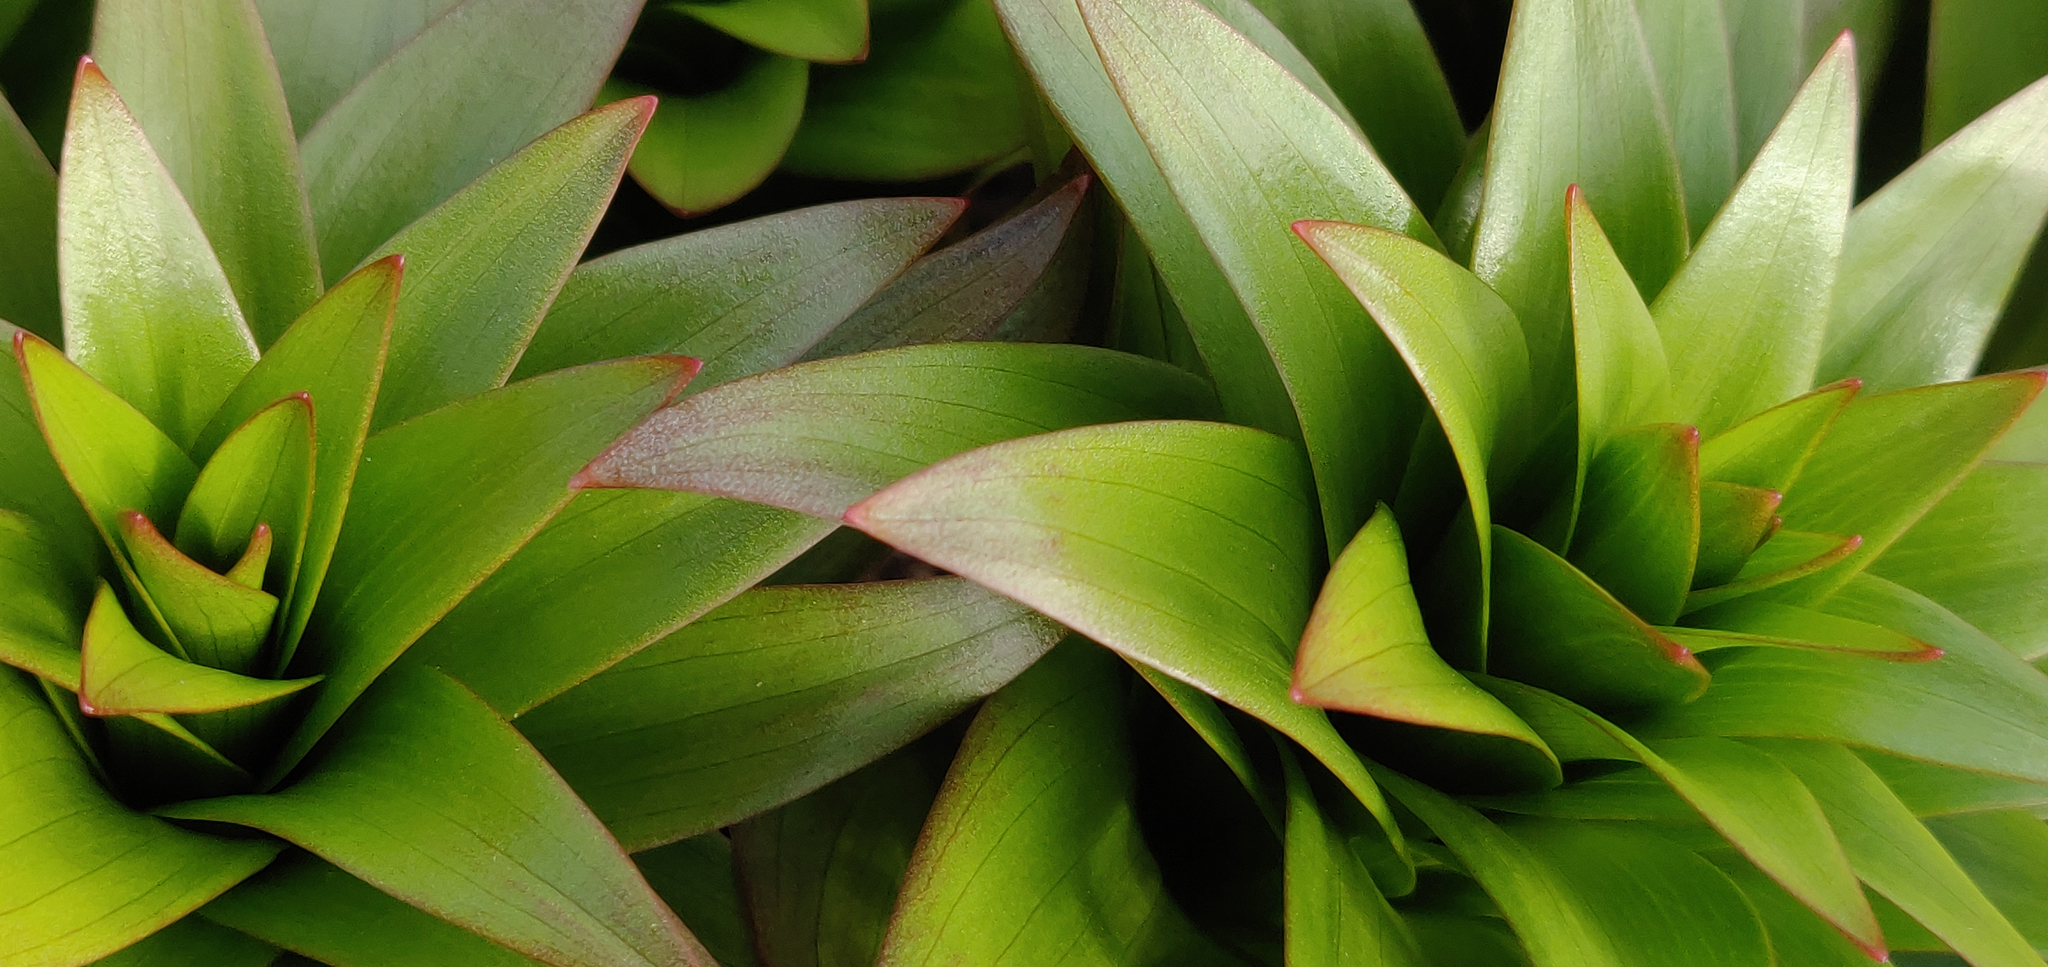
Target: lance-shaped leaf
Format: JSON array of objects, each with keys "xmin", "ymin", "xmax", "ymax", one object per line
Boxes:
[
  {"xmin": 1568, "ymin": 188, "xmax": 1672, "ymax": 514},
  {"xmin": 1489, "ymin": 526, "xmax": 1709, "ymax": 711},
  {"xmin": 1638, "ymin": 0, "xmax": 1739, "ymax": 235},
  {"xmin": 175, "ymin": 392, "xmax": 314, "ymax": 602},
  {"xmin": 1687, "ymin": 530, "xmax": 1862, "ymax": 612},
  {"xmin": 0, "ymin": 324, "xmax": 99, "ymax": 581},
  {"xmin": 299, "ymin": 0, "xmax": 642, "ymax": 278},
  {"xmin": 0, "ymin": 512, "xmax": 89, "ymax": 686},
  {"xmin": 994, "ymin": 0, "xmax": 1300, "ymax": 443},
  {"xmin": 199, "ymin": 259, "xmax": 400, "ymax": 667},
  {"xmin": 1709, "ymin": 853, "xmax": 1876, "ymax": 967},
  {"xmin": 1925, "ymin": 810, "xmax": 2048, "ymax": 951},
  {"xmin": 574, "ymin": 342, "xmax": 1218, "ymax": 520},
  {"xmin": 58, "ymin": 59, "xmax": 258, "ymax": 448},
  {"xmin": 1821, "ymin": 76, "xmax": 2048, "ymax": 390},
  {"xmin": 163, "ymin": 665, "xmax": 712, "ymax": 967},
  {"xmin": 519, "ymin": 578, "xmax": 1062, "ymax": 850},
  {"xmin": 1667, "ymin": 598, "xmax": 1939, "ymax": 661},
  {"xmin": 202, "ymin": 851, "xmax": 551, "ymax": 967},
  {"xmin": 0, "ymin": 671, "xmax": 280, "ymax": 967},
  {"xmin": 1874, "ymin": 461, "xmax": 2048, "ymax": 660},
  {"xmin": 807, "ymin": 175, "xmax": 1089, "ymax": 357},
  {"xmin": 1472, "ymin": 0, "xmax": 1688, "ymax": 419},
  {"xmin": 120, "ymin": 514, "xmax": 278, "ymax": 674},
  {"xmin": 1078, "ymin": 0, "xmax": 1436, "ymax": 553},
  {"xmin": 680, "ymin": 0, "xmax": 864, "ymax": 62},
  {"xmin": 518, "ymin": 197, "xmax": 963, "ymax": 379},
  {"xmin": 1279, "ymin": 747, "xmax": 1429, "ymax": 967},
  {"xmin": 253, "ymin": 0, "xmax": 459, "ymax": 131},
  {"xmin": 364, "ymin": 98, "xmax": 650, "ymax": 431},
  {"xmin": 0, "ymin": 95, "xmax": 58, "ymax": 342},
  {"xmin": 1691, "ymin": 482, "xmax": 1784, "ymax": 589},
  {"xmin": 78, "ymin": 582, "xmax": 313, "ymax": 716},
  {"xmin": 93, "ymin": 0, "xmax": 321, "ymax": 345},
  {"xmin": 1753, "ymin": 739, "xmax": 2042, "ymax": 967},
  {"xmin": 1924, "ymin": 0, "xmax": 2048, "ymax": 149},
  {"xmin": 875, "ymin": 643, "xmax": 1240, "ymax": 967},
  {"xmin": 1642, "ymin": 574, "xmax": 2048, "ymax": 786},
  {"xmin": 1699, "ymin": 378, "xmax": 1857, "ymax": 492},
  {"xmin": 1292, "ymin": 504, "xmax": 1558, "ymax": 782},
  {"xmin": 1568, "ymin": 423, "xmax": 1700, "ymax": 624},
  {"xmin": 1765, "ymin": 373, "xmax": 2044, "ymax": 603},
  {"xmin": 1651, "ymin": 35, "xmax": 1857, "ymax": 436},
  {"xmin": 845, "ymin": 421, "xmax": 1410, "ymax": 876},
  {"xmin": 1723, "ymin": 0, "xmax": 1804, "ymax": 168},
  {"xmin": 97, "ymin": 914, "xmax": 279, "ymax": 967},
  {"xmin": 276, "ymin": 355, "xmax": 696, "ymax": 779},
  {"xmin": 1296, "ymin": 221, "xmax": 1530, "ymax": 615},
  {"xmin": 1858, "ymin": 750, "xmax": 2048, "ymax": 819},
  {"xmin": 605, "ymin": 60, "xmax": 808, "ymax": 218},
  {"xmin": 634, "ymin": 836, "xmax": 760, "ymax": 967}
]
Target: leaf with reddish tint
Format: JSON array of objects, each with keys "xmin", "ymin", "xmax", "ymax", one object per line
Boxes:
[
  {"xmin": 1665, "ymin": 599, "xmax": 1940, "ymax": 662},
  {"xmin": 79, "ymin": 582, "xmax": 314, "ymax": 716},
  {"xmin": 1691, "ymin": 482, "xmax": 1783, "ymax": 589},
  {"xmin": 1685, "ymin": 530, "xmax": 1861, "ymax": 613},
  {"xmin": 119, "ymin": 513, "xmax": 277, "ymax": 675}
]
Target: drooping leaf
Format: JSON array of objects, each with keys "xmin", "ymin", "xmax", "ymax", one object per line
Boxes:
[
  {"xmin": 1567, "ymin": 187, "xmax": 1672, "ymax": 518},
  {"xmin": 58, "ymin": 59, "xmax": 258, "ymax": 447},
  {"xmin": 299, "ymin": 0, "xmax": 643, "ymax": 279},
  {"xmin": 0, "ymin": 670, "xmax": 280, "ymax": 967},
  {"xmin": 202, "ymin": 851, "xmax": 551, "ymax": 967},
  {"xmin": 1568, "ymin": 423, "xmax": 1700, "ymax": 623},
  {"xmin": 1698, "ymin": 378, "xmax": 1857, "ymax": 492},
  {"xmin": 1691, "ymin": 482, "xmax": 1785, "ymax": 589},
  {"xmin": 1820, "ymin": 76, "xmax": 2048, "ymax": 390},
  {"xmin": 1666, "ymin": 599, "xmax": 1939, "ymax": 661},
  {"xmin": 1077, "ymin": 0, "xmax": 1437, "ymax": 552},
  {"xmin": 606, "ymin": 59, "xmax": 807, "ymax": 217},
  {"xmin": 519, "ymin": 197, "xmax": 962, "ymax": 379},
  {"xmin": 1924, "ymin": 810, "xmax": 2048, "ymax": 951},
  {"xmin": 1639, "ymin": 0, "xmax": 1740, "ymax": 235},
  {"xmin": 574, "ymin": 342, "xmax": 1219, "ymax": 519},
  {"xmin": 0, "ymin": 94, "xmax": 58, "ymax": 342},
  {"xmin": 1279, "ymin": 747, "xmax": 1429, "ymax": 967},
  {"xmin": 95, "ymin": 914, "xmax": 279, "ymax": 967},
  {"xmin": 93, "ymin": 0, "xmax": 321, "ymax": 346},
  {"xmin": 275, "ymin": 355, "xmax": 695, "ymax": 779},
  {"xmin": 634, "ymin": 835, "xmax": 760, "ymax": 967},
  {"xmin": 78, "ymin": 581, "xmax": 311, "ymax": 716},
  {"xmin": 363, "ymin": 97, "xmax": 650, "ymax": 431},
  {"xmin": 519, "ymin": 578, "xmax": 1061, "ymax": 850},
  {"xmin": 1923, "ymin": 0, "xmax": 2048, "ymax": 149},
  {"xmin": 845, "ymin": 421, "xmax": 1409, "ymax": 878},
  {"xmin": 174, "ymin": 392, "xmax": 314, "ymax": 610},
  {"xmin": 1651, "ymin": 36, "xmax": 1857, "ymax": 436},
  {"xmin": 680, "ymin": 0, "xmax": 865, "ymax": 61},
  {"xmin": 119, "ymin": 514, "xmax": 279, "ymax": 675},
  {"xmin": 1874, "ymin": 461, "xmax": 2048, "ymax": 660}
]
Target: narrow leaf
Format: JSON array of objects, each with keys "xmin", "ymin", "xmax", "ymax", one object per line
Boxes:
[
  {"xmin": 119, "ymin": 514, "xmax": 279, "ymax": 675},
  {"xmin": 1568, "ymin": 423, "xmax": 1701, "ymax": 623},
  {"xmin": 1567, "ymin": 186, "xmax": 1673, "ymax": 512},
  {"xmin": 0, "ymin": 511, "xmax": 90, "ymax": 687},
  {"xmin": 1639, "ymin": 0, "xmax": 1740, "ymax": 235},
  {"xmin": 0, "ymin": 94, "xmax": 58, "ymax": 341},
  {"xmin": 633, "ymin": 836, "xmax": 760, "ymax": 967},
  {"xmin": 1280, "ymin": 747, "xmax": 1429, "ymax": 967},
  {"xmin": 1699, "ymin": 378, "xmax": 1858, "ymax": 492},
  {"xmin": 79, "ymin": 581, "xmax": 312, "ymax": 716},
  {"xmin": 174, "ymin": 392, "xmax": 314, "ymax": 612},
  {"xmin": 1667, "ymin": 599, "xmax": 1940, "ymax": 661},
  {"xmin": 0, "ymin": 323, "xmax": 99, "ymax": 581},
  {"xmin": 1688, "ymin": 529, "xmax": 1862, "ymax": 612},
  {"xmin": 1925, "ymin": 810, "xmax": 2048, "ymax": 951},
  {"xmin": 1692, "ymin": 481, "xmax": 1785, "ymax": 589},
  {"xmin": 1874, "ymin": 461, "xmax": 2048, "ymax": 660},
  {"xmin": 1858, "ymin": 750, "xmax": 2048, "ymax": 819},
  {"xmin": 252, "ymin": 0, "xmax": 462, "ymax": 132}
]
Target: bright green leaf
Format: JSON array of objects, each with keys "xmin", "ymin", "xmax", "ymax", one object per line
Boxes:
[
  {"xmin": 174, "ymin": 392, "xmax": 314, "ymax": 613},
  {"xmin": 608, "ymin": 61, "xmax": 806, "ymax": 217},
  {"xmin": 0, "ymin": 511, "xmax": 89, "ymax": 687},
  {"xmin": 1568, "ymin": 423, "xmax": 1701, "ymax": 623},
  {"xmin": 1639, "ymin": 0, "xmax": 1740, "ymax": 236},
  {"xmin": 1280, "ymin": 746, "xmax": 1429, "ymax": 967},
  {"xmin": 1688, "ymin": 529, "xmax": 1863, "ymax": 613},
  {"xmin": 78, "ymin": 581, "xmax": 311, "ymax": 716},
  {"xmin": 1668, "ymin": 598, "xmax": 1939, "ymax": 661},
  {"xmin": 1858, "ymin": 749, "xmax": 2048, "ymax": 818},
  {"xmin": 0, "ymin": 323, "xmax": 98, "ymax": 580},
  {"xmin": 680, "ymin": 0, "xmax": 866, "ymax": 62},
  {"xmin": 1874, "ymin": 461, "xmax": 2048, "ymax": 660},
  {"xmin": 1567, "ymin": 187, "xmax": 1673, "ymax": 517},
  {"xmin": 0, "ymin": 95, "xmax": 58, "ymax": 342},
  {"xmin": 120, "ymin": 513, "xmax": 279, "ymax": 675},
  {"xmin": 1698, "ymin": 378, "xmax": 1857, "ymax": 492},
  {"xmin": 1691, "ymin": 482, "xmax": 1784, "ymax": 589}
]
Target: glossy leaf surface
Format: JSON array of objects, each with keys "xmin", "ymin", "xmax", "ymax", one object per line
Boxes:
[
  {"xmin": 78, "ymin": 581, "xmax": 308, "ymax": 716},
  {"xmin": 1875, "ymin": 461, "xmax": 2048, "ymax": 659},
  {"xmin": 1567, "ymin": 188, "xmax": 1671, "ymax": 505},
  {"xmin": 1638, "ymin": 0, "xmax": 1739, "ymax": 234},
  {"xmin": 607, "ymin": 61, "xmax": 807, "ymax": 217},
  {"xmin": 1568, "ymin": 423, "xmax": 1700, "ymax": 624},
  {"xmin": 174, "ymin": 392, "xmax": 312, "ymax": 603}
]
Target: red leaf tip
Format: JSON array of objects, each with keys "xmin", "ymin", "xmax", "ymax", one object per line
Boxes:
[{"xmin": 841, "ymin": 500, "xmax": 873, "ymax": 530}]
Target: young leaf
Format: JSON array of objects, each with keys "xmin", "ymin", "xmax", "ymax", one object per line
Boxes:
[
  {"xmin": 1687, "ymin": 530, "xmax": 1862, "ymax": 613},
  {"xmin": 1691, "ymin": 482, "xmax": 1784, "ymax": 589},
  {"xmin": 299, "ymin": 0, "xmax": 642, "ymax": 278},
  {"xmin": 0, "ymin": 95, "xmax": 58, "ymax": 342},
  {"xmin": 78, "ymin": 580, "xmax": 311, "ymax": 716},
  {"xmin": 1820, "ymin": 76, "xmax": 2048, "ymax": 390},
  {"xmin": 1638, "ymin": 0, "xmax": 1739, "ymax": 235},
  {"xmin": 1651, "ymin": 36, "xmax": 1857, "ymax": 437},
  {"xmin": 1698, "ymin": 378, "xmax": 1857, "ymax": 492},
  {"xmin": 679, "ymin": 0, "xmax": 865, "ymax": 62},
  {"xmin": 364, "ymin": 97, "xmax": 651, "ymax": 431},
  {"xmin": 1873, "ymin": 461, "xmax": 2048, "ymax": 660},
  {"xmin": 607, "ymin": 60, "xmax": 807, "ymax": 217},
  {"xmin": 0, "ymin": 323, "xmax": 98, "ymax": 580},
  {"xmin": 0, "ymin": 670, "xmax": 280, "ymax": 967},
  {"xmin": 573, "ymin": 343, "xmax": 1219, "ymax": 520},
  {"xmin": 518, "ymin": 197, "xmax": 963, "ymax": 379},
  {"xmin": 93, "ymin": 0, "xmax": 321, "ymax": 346},
  {"xmin": 162, "ymin": 665, "xmax": 713, "ymax": 967},
  {"xmin": 519, "ymin": 578, "xmax": 1062, "ymax": 850},
  {"xmin": 1077, "ymin": 0, "xmax": 1437, "ymax": 553},
  {"xmin": 58, "ymin": 59, "xmax": 258, "ymax": 447},
  {"xmin": 1568, "ymin": 423, "xmax": 1701, "ymax": 624},
  {"xmin": 119, "ymin": 514, "xmax": 279, "ymax": 674},
  {"xmin": 174, "ymin": 392, "xmax": 313, "ymax": 600},
  {"xmin": 844, "ymin": 421, "xmax": 1410, "ymax": 877},
  {"xmin": 1280, "ymin": 747, "xmax": 1430, "ymax": 967},
  {"xmin": 276, "ymin": 355, "xmax": 696, "ymax": 780},
  {"xmin": 1667, "ymin": 599, "xmax": 1940, "ymax": 661},
  {"xmin": 1567, "ymin": 188, "xmax": 1673, "ymax": 512}
]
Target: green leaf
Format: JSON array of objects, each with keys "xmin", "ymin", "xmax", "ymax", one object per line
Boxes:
[
  {"xmin": 364, "ymin": 98, "xmax": 650, "ymax": 431},
  {"xmin": 1698, "ymin": 378, "xmax": 1857, "ymax": 492},
  {"xmin": 1651, "ymin": 36, "xmax": 1857, "ymax": 437},
  {"xmin": 1691, "ymin": 482, "xmax": 1785, "ymax": 589},
  {"xmin": 202, "ymin": 851, "xmax": 550, "ymax": 967},
  {"xmin": 520, "ymin": 197, "xmax": 960, "ymax": 379},
  {"xmin": 874, "ymin": 642, "xmax": 1242, "ymax": 967},
  {"xmin": 1688, "ymin": 529, "xmax": 1862, "ymax": 612},
  {"xmin": 807, "ymin": 175, "xmax": 1090, "ymax": 357},
  {"xmin": 275, "ymin": 355, "xmax": 694, "ymax": 779},
  {"xmin": 1280, "ymin": 747, "xmax": 1428, "ymax": 967},
  {"xmin": 679, "ymin": 0, "xmax": 866, "ymax": 61},
  {"xmin": 1295, "ymin": 221, "xmax": 1530, "ymax": 604},
  {"xmin": 95, "ymin": 914, "xmax": 279, "ymax": 967},
  {"xmin": 1991, "ymin": 386, "xmax": 2048, "ymax": 461},
  {"xmin": 845, "ymin": 421, "xmax": 1410, "ymax": 878},
  {"xmin": 1567, "ymin": 187, "xmax": 1673, "ymax": 514},
  {"xmin": 252, "ymin": 0, "xmax": 462, "ymax": 132},
  {"xmin": 995, "ymin": 0, "xmax": 1300, "ymax": 442},
  {"xmin": 78, "ymin": 581, "xmax": 312, "ymax": 716},
  {"xmin": 58, "ymin": 59, "xmax": 258, "ymax": 447},
  {"xmin": 92, "ymin": 0, "xmax": 321, "ymax": 346},
  {"xmin": 120, "ymin": 513, "xmax": 280, "ymax": 675},
  {"xmin": 0, "ymin": 323, "xmax": 99, "ymax": 581},
  {"xmin": 1753, "ymin": 739, "xmax": 2042, "ymax": 967},
  {"xmin": 605, "ymin": 60, "xmax": 806, "ymax": 216},
  {"xmin": 0, "ymin": 670, "xmax": 280, "ymax": 967},
  {"xmin": 1135, "ymin": 663, "xmax": 1281, "ymax": 826},
  {"xmin": 0, "ymin": 94, "xmax": 58, "ymax": 342},
  {"xmin": 0, "ymin": 511, "xmax": 90, "ymax": 686},
  {"xmin": 1723, "ymin": 0, "xmax": 1805, "ymax": 168},
  {"xmin": 1078, "ymin": 0, "xmax": 1435, "ymax": 551},
  {"xmin": 1766, "ymin": 374, "xmax": 2044, "ymax": 603},
  {"xmin": 1488, "ymin": 526, "xmax": 1709, "ymax": 711},
  {"xmin": 1925, "ymin": 810, "xmax": 2048, "ymax": 951},
  {"xmin": 198, "ymin": 258, "xmax": 399, "ymax": 668},
  {"xmin": 574, "ymin": 343, "xmax": 1219, "ymax": 519},
  {"xmin": 1858, "ymin": 750, "xmax": 2048, "ymax": 818},
  {"xmin": 1473, "ymin": 0, "xmax": 1688, "ymax": 421},
  {"xmin": 1874, "ymin": 461, "xmax": 2048, "ymax": 660},
  {"xmin": 780, "ymin": 0, "xmax": 1028, "ymax": 181},
  {"xmin": 174, "ymin": 393, "xmax": 315, "ymax": 613},
  {"xmin": 519, "ymin": 578, "xmax": 1061, "ymax": 850},
  {"xmin": 1568, "ymin": 423, "xmax": 1701, "ymax": 624},
  {"xmin": 1924, "ymin": 0, "xmax": 2048, "ymax": 149},
  {"xmin": 1639, "ymin": 0, "xmax": 1740, "ymax": 236},
  {"xmin": 1642, "ymin": 573, "xmax": 2048, "ymax": 786},
  {"xmin": 1821, "ymin": 76, "xmax": 2048, "ymax": 390},
  {"xmin": 1291, "ymin": 504, "xmax": 1558, "ymax": 780},
  {"xmin": 633, "ymin": 836, "xmax": 760, "ymax": 967},
  {"xmin": 164, "ymin": 666, "xmax": 712, "ymax": 967},
  {"xmin": 1710, "ymin": 852, "xmax": 1878, "ymax": 967},
  {"xmin": 1667, "ymin": 599, "xmax": 1939, "ymax": 661}
]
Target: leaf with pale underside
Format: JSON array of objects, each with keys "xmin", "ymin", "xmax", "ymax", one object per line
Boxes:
[
  {"xmin": 1691, "ymin": 482, "xmax": 1784, "ymax": 589},
  {"xmin": 78, "ymin": 582, "xmax": 313, "ymax": 716},
  {"xmin": 1567, "ymin": 423, "xmax": 1700, "ymax": 624},
  {"xmin": 120, "ymin": 513, "xmax": 278, "ymax": 674},
  {"xmin": 1699, "ymin": 378, "xmax": 1857, "ymax": 492},
  {"xmin": 1874, "ymin": 461, "xmax": 2048, "ymax": 660}
]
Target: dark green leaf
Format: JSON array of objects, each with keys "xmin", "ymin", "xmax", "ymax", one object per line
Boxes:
[
  {"xmin": 58, "ymin": 59, "xmax": 258, "ymax": 447},
  {"xmin": 0, "ymin": 95, "xmax": 58, "ymax": 342},
  {"xmin": 1874, "ymin": 461, "xmax": 2048, "ymax": 660},
  {"xmin": 1924, "ymin": 0, "xmax": 2048, "ymax": 152},
  {"xmin": 1568, "ymin": 423, "xmax": 1700, "ymax": 623},
  {"xmin": 78, "ymin": 581, "xmax": 311, "ymax": 716},
  {"xmin": 1691, "ymin": 482, "xmax": 1784, "ymax": 589},
  {"xmin": 120, "ymin": 514, "xmax": 279, "ymax": 675},
  {"xmin": 519, "ymin": 578, "xmax": 1061, "ymax": 850},
  {"xmin": 0, "ymin": 324, "xmax": 97, "ymax": 579},
  {"xmin": 174, "ymin": 392, "xmax": 314, "ymax": 615},
  {"xmin": 1567, "ymin": 187, "xmax": 1673, "ymax": 516},
  {"xmin": 1709, "ymin": 851, "xmax": 1876, "ymax": 967},
  {"xmin": 1639, "ymin": 0, "xmax": 1739, "ymax": 235},
  {"xmin": 1698, "ymin": 378, "xmax": 1857, "ymax": 492},
  {"xmin": 94, "ymin": 915, "xmax": 276, "ymax": 967},
  {"xmin": 162, "ymin": 666, "xmax": 712, "ymax": 967},
  {"xmin": 605, "ymin": 60, "xmax": 806, "ymax": 216},
  {"xmin": 1135, "ymin": 662, "xmax": 1280, "ymax": 825},
  {"xmin": 1925, "ymin": 810, "xmax": 2048, "ymax": 951},
  {"xmin": 0, "ymin": 511, "xmax": 90, "ymax": 686},
  {"xmin": 633, "ymin": 836, "xmax": 760, "ymax": 967},
  {"xmin": 681, "ymin": 0, "xmax": 865, "ymax": 61},
  {"xmin": 1280, "ymin": 746, "xmax": 1428, "ymax": 967}
]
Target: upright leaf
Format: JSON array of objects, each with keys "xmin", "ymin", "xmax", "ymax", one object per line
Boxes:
[
  {"xmin": 0, "ymin": 95, "xmax": 58, "ymax": 342},
  {"xmin": 1569, "ymin": 423, "xmax": 1701, "ymax": 622},
  {"xmin": 1923, "ymin": 0, "xmax": 2048, "ymax": 150},
  {"xmin": 175, "ymin": 393, "xmax": 315, "ymax": 604},
  {"xmin": 253, "ymin": 0, "xmax": 462, "ymax": 132},
  {"xmin": 1652, "ymin": 36, "xmax": 1857, "ymax": 436},
  {"xmin": 1722, "ymin": 0, "xmax": 1805, "ymax": 168},
  {"xmin": 1280, "ymin": 748, "xmax": 1429, "ymax": 967},
  {"xmin": 58, "ymin": 59, "xmax": 258, "ymax": 447},
  {"xmin": 93, "ymin": 0, "xmax": 322, "ymax": 345},
  {"xmin": 1698, "ymin": 378, "xmax": 1857, "ymax": 491},
  {"xmin": 0, "ymin": 511, "xmax": 90, "ymax": 685},
  {"xmin": 1690, "ymin": 482, "xmax": 1785, "ymax": 590},
  {"xmin": 1874, "ymin": 461, "xmax": 2048, "ymax": 660},
  {"xmin": 78, "ymin": 581, "xmax": 312, "ymax": 716},
  {"xmin": 1567, "ymin": 188, "xmax": 1672, "ymax": 508},
  {"xmin": 0, "ymin": 324, "xmax": 97, "ymax": 580},
  {"xmin": 1639, "ymin": 0, "xmax": 1740, "ymax": 235},
  {"xmin": 120, "ymin": 514, "xmax": 280, "ymax": 674}
]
